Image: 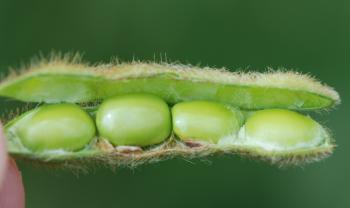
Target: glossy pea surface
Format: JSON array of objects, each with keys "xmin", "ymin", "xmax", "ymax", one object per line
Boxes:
[
  {"xmin": 96, "ymin": 94, "xmax": 172, "ymax": 146},
  {"xmin": 172, "ymin": 101, "xmax": 242, "ymax": 143},
  {"xmin": 244, "ymin": 109, "xmax": 322, "ymax": 150},
  {"xmin": 15, "ymin": 104, "xmax": 96, "ymax": 152}
]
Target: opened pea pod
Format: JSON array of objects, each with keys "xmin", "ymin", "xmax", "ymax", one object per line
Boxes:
[{"xmin": 0, "ymin": 58, "xmax": 340, "ymax": 167}]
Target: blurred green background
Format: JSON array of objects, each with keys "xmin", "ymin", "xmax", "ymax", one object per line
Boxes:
[{"xmin": 0, "ymin": 0, "xmax": 349, "ymax": 207}]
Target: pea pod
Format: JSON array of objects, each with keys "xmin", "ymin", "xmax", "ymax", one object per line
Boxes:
[{"xmin": 0, "ymin": 58, "xmax": 340, "ymax": 167}]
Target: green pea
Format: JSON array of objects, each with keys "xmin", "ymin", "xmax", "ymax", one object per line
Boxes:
[
  {"xmin": 172, "ymin": 101, "xmax": 242, "ymax": 144},
  {"xmin": 12, "ymin": 104, "xmax": 96, "ymax": 152},
  {"xmin": 96, "ymin": 94, "xmax": 172, "ymax": 146},
  {"xmin": 243, "ymin": 109, "xmax": 324, "ymax": 151}
]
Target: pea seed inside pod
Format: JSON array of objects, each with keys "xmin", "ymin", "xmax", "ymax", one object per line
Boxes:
[
  {"xmin": 172, "ymin": 101, "xmax": 243, "ymax": 144},
  {"xmin": 10, "ymin": 103, "xmax": 96, "ymax": 152},
  {"xmin": 96, "ymin": 94, "xmax": 172, "ymax": 146},
  {"xmin": 242, "ymin": 109, "xmax": 325, "ymax": 151}
]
